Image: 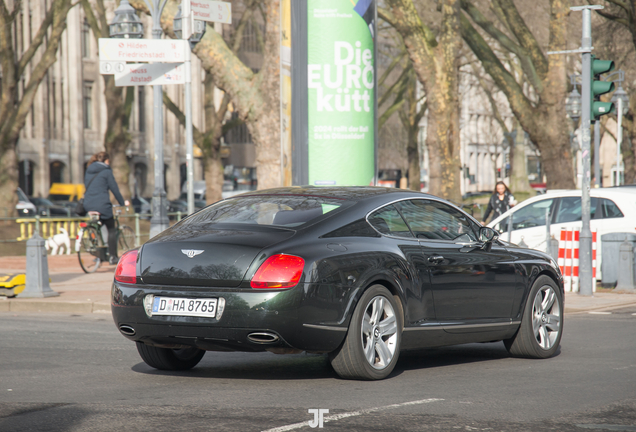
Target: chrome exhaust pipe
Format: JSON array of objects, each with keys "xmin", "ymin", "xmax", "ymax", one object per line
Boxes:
[
  {"xmin": 247, "ymin": 332, "xmax": 280, "ymax": 344},
  {"xmin": 119, "ymin": 325, "xmax": 136, "ymax": 336}
]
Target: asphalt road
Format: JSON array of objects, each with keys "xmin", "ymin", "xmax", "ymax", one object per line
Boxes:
[{"xmin": 0, "ymin": 307, "xmax": 635, "ymax": 432}]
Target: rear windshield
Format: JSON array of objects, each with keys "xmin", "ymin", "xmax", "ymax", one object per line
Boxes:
[{"xmin": 180, "ymin": 195, "xmax": 346, "ymax": 228}]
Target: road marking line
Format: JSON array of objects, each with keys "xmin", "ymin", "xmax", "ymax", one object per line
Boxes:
[
  {"xmin": 632, "ymin": 313, "xmax": 636, "ymax": 316},
  {"xmin": 262, "ymin": 398, "xmax": 444, "ymax": 432},
  {"xmin": 588, "ymin": 311, "xmax": 612, "ymax": 315}
]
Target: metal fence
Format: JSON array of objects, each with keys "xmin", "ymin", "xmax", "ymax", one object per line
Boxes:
[{"xmin": 1, "ymin": 212, "xmax": 188, "ymax": 247}]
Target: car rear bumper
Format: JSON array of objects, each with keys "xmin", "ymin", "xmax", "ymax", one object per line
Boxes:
[{"xmin": 111, "ymin": 282, "xmax": 351, "ymax": 353}]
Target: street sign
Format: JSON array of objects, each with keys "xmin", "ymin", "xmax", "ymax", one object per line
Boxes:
[
  {"xmin": 190, "ymin": 0, "xmax": 232, "ymax": 24},
  {"xmin": 115, "ymin": 63, "xmax": 185, "ymax": 87},
  {"xmin": 99, "ymin": 38, "xmax": 187, "ymax": 63},
  {"xmin": 100, "ymin": 61, "xmax": 125, "ymax": 75}
]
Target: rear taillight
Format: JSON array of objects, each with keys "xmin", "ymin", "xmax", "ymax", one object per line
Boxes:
[
  {"xmin": 250, "ymin": 254, "xmax": 305, "ymax": 289},
  {"xmin": 115, "ymin": 250, "xmax": 138, "ymax": 284},
  {"xmin": 79, "ymin": 222, "xmax": 87, "ymax": 228}
]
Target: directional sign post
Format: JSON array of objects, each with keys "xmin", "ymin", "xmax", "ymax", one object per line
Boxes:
[
  {"xmin": 97, "ymin": 2, "xmax": 231, "ymax": 216},
  {"xmin": 190, "ymin": 0, "xmax": 232, "ymax": 24},
  {"xmin": 115, "ymin": 63, "xmax": 185, "ymax": 86},
  {"xmin": 98, "ymin": 38, "xmax": 187, "ymax": 63}
]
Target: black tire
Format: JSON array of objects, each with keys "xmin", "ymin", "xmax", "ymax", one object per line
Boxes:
[
  {"xmin": 505, "ymin": 275, "xmax": 563, "ymax": 359},
  {"xmin": 136, "ymin": 342, "xmax": 205, "ymax": 371},
  {"xmin": 329, "ymin": 285, "xmax": 402, "ymax": 380},
  {"xmin": 117, "ymin": 225, "xmax": 136, "ymax": 254},
  {"xmin": 78, "ymin": 226, "xmax": 102, "ymax": 273}
]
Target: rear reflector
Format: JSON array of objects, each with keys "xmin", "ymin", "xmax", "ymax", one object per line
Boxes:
[
  {"xmin": 251, "ymin": 254, "xmax": 305, "ymax": 289},
  {"xmin": 115, "ymin": 250, "xmax": 138, "ymax": 284},
  {"xmin": 79, "ymin": 222, "xmax": 87, "ymax": 228}
]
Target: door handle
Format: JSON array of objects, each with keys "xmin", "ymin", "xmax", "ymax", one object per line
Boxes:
[{"xmin": 428, "ymin": 255, "xmax": 444, "ymax": 264}]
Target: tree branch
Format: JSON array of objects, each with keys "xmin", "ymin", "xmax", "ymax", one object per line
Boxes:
[
  {"xmin": 460, "ymin": 0, "xmax": 542, "ymax": 92},
  {"xmin": 17, "ymin": 1, "xmax": 56, "ymax": 78},
  {"xmin": 163, "ymin": 91, "xmax": 204, "ymax": 144},
  {"xmin": 460, "ymin": 13, "xmax": 536, "ymax": 126},
  {"xmin": 492, "ymin": 0, "xmax": 548, "ymax": 79}
]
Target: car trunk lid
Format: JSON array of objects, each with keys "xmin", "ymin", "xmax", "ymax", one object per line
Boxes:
[{"xmin": 139, "ymin": 224, "xmax": 295, "ymax": 287}]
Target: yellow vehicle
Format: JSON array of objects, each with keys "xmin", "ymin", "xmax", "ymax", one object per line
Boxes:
[{"xmin": 48, "ymin": 183, "xmax": 85, "ymax": 202}]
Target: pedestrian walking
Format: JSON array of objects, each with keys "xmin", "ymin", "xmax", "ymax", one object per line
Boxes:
[
  {"xmin": 83, "ymin": 152, "xmax": 130, "ymax": 264},
  {"xmin": 482, "ymin": 181, "xmax": 516, "ymax": 224}
]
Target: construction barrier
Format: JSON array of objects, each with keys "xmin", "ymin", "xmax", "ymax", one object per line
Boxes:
[{"xmin": 557, "ymin": 227, "xmax": 597, "ymax": 293}]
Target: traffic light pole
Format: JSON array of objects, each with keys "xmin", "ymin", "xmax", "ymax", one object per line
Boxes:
[{"xmin": 573, "ymin": 5, "xmax": 600, "ymax": 296}]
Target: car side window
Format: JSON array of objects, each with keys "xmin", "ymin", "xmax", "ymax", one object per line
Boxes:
[
  {"xmin": 555, "ymin": 197, "xmax": 598, "ymax": 224},
  {"xmin": 600, "ymin": 198, "xmax": 624, "ymax": 219},
  {"xmin": 509, "ymin": 198, "xmax": 555, "ymax": 230},
  {"xmin": 368, "ymin": 205, "xmax": 414, "ymax": 238},
  {"xmin": 396, "ymin": 199, "xmax": 478, "ymax": 242}
]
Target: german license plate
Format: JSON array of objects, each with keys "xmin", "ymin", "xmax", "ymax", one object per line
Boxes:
[{"xmin": 152, "ymin": 296, "xmax": 217, "ymax": 318}]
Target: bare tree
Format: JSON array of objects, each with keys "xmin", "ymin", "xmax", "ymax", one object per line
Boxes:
[
  {"xmin": 590, "ymin": 1, "xmax": 636, "ymax": 184},
  {"xmin": 130, "ymin": 0, "xmax": 281, "ymax": 190},
  {"xmin": 0, "ymin": 0, "xmax": 75, "ymax": 211},
  {"xmin": 161, "ymin": 7, "xmax": 254, "ymax": 204},
  {"xmin": 459, "ymin": 0, "xmax": 575, "ymax": 190},
  {"xmin": 82, "ymin": 0, "xmax": 135, "ymax": 199},
  {"xmin": 381, "ymin": 0, "xmax": 463, "ymax": 201}
]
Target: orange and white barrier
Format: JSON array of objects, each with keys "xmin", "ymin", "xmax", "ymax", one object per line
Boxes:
[{"xmin": 558, "ymin": 227, "xmax": 597, "ymax": 293}]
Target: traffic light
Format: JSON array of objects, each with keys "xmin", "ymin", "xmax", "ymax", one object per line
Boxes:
[{"xmin": 591, "ymin": 56, "xmax": 615, "ymax": 120}]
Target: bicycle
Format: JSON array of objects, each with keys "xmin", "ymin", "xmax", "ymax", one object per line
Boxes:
[{"xmin": 76, "ymin": 206, "xmax": 136, "ymax": 273}]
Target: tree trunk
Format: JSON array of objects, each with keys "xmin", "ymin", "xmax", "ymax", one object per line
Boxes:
[
  {"xmin": 103, "ymin": 77, "xmax": 131, "ymax": 200},
  {"xmin": 509, "ymin": 121, "xmax": 535, "ymax": 197},
  {"xmin": 527, "ymin": 110, "xmax": 575, "ymax": 190},
  {"xmin": 247, "ymin": 109, "xmax": 281, "ymax": 190},
  {"xmin": 426, "ymin": 97, "xmax": 462, "ymax": 201},
  {"xmin": 0, "ymin": 145, "xmax": 19, "ymax": 216},
  {"xmin": 385, "ymin": 0, "xmax": 462, "ymax": 201},
  {"xmin": 407, "ymin": 126, "xmax": 420, "ymax": 191},
  {"xmin": 205, "ymin": 157, "xmax": 224, "ymax": 204}
]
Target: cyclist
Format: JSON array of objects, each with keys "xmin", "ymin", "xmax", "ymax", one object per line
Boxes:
[{"xmin": 83, "ymin": 151, "xmax": 130, "ymax": 265}]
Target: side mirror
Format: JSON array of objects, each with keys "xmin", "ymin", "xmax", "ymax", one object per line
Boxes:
[{"xmin": 479, "ymin": 227, "xmax": 499, "ymax": 250}]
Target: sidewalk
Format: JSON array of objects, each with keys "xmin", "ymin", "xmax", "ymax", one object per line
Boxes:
[
  {"xmin": 1, "ymin": 255, "xmax": 636, "ymax": 314},
  {"xmin": 0, "ymin": 255, "xmax": 114, "ymax": 314}
]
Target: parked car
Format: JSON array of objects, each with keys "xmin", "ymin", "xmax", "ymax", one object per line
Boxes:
[
  {"xmin": 29, "ymin": 197, "xmax": 72, "ymax": 217},
  {"xmin": 112, "ymin": 186, "xmax": 563, "ymax": 380},
  {"xmin": 488, "ymin": 188, "xmax": 636, "ymax": 279},
  {"xmin": 48, "ymin": 183, "xmax": 84, "ymax": 203},
  {"xmin": 16, "ymin": 188, "xmax": 36, "ymax": 217},
  {"xmin": 168, "ymin": 192, "xmax": 206, "ymax": 219}
]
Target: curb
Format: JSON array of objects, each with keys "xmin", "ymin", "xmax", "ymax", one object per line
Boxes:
[{"xmin": 0, "ymin": 300, "xmax": 111, "ymax": 314}]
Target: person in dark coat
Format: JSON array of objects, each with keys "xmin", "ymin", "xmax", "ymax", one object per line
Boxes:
[
  {"xmin": 482, "ymin": 181, "xmax": 516, "ymax": 224},
  {"xmin": 83, "ymin": 152, "xmax": 130, "ymax": 264}
]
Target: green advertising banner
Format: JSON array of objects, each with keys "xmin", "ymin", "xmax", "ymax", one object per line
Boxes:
[{"xmin": 307, "ymin": 0, "xmax": 376, "ymax": 186}]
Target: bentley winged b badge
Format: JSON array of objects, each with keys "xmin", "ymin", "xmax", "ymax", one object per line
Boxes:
[{"xmin": 181, "ymin": 249, "xmax": 204, "ymax": 258}]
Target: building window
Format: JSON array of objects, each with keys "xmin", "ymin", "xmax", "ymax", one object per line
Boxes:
[
  {"xmin": 81, "ymin": 19, "xmax": 91, "ymax": 58},
  {"xmin": 19, "ymin": 160, "xmax": 35, "ymax": 196},
  {"xmin": 50, "ymin": 161, "xmax": 66, "ymax": 184},
  {"xmin": 83, "ymin": 82, "xmax": 93, "ymax": 129}
]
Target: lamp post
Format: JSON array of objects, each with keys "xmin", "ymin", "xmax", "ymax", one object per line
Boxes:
[
  {"xmin": 611, "ymin": 71, "xmax": 630, "ymax": 186},
  {"xmin": 108, "ymin": 0, "xmax": 144, "ymax": 38},
  {"xmin": 174, "ymin": 4, "xmax": 206, "ymax": 215}
]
